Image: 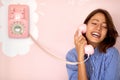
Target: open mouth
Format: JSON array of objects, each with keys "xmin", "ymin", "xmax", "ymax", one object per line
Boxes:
[{"xmin": 91, "ymin": 32, "xmax": 101, "ymax": 38}]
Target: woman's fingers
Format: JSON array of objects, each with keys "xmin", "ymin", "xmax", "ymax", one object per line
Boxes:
[
  {"xmin": 74, "ymin": 29, "xmax": 82, "ymax": 44},
  {"xmin": 74, "ymin": 29, "xmax": 86, "ymax": 45},
  {"xmin": 74, "ymin": 26, "xmax": 87, "ymax": 56}
]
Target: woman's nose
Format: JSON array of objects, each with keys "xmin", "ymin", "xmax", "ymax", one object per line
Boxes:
[{"xmin": 96, "ymin": 24, "xmax": 102, "ymax": 31}]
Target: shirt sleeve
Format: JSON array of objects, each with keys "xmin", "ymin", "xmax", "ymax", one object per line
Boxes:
[
  {"xmin": 103, "ymin": 47, "xmax": 120, "ymax": 80},
  {"xmin": 66, "ymin": 49, "xmax": 78, "ymax": 80}
]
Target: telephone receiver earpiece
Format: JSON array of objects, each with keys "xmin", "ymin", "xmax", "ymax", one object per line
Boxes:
[{"xmin": 78, "ymin": 24, "xmax": 94, "ymax": 55}]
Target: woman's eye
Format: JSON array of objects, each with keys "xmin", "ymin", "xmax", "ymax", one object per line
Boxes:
[
  {"xmin": 92, "ymin": 23, "xmax": 97, "ymax": 25},
  {"xmin": 102, "ymin": 26, "xmax": 107, "ymax": 29},
  {"xmin": 102, "ymin": 24, "xmax": 107, "ymax": 29}
]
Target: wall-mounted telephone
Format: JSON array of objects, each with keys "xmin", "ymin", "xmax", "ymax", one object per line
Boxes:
[
  {"xmin": 8, "ymin": 4, "xmax": 29, "ymax": 38},
  {"xmin": 78, "ymin": 24, "xmax": 94, "ymax": 55}
]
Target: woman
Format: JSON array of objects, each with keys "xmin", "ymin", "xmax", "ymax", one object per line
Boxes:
[{"xmin": 66, "ymin": 9, "xmax": 120, "ymax": 80}]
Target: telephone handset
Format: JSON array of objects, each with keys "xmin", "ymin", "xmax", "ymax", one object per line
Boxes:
[
  {"xmin": 8, "ymin": 4, "xmax": 29, "ymax": 38},
  {"xmin": 78, "ymin": 24, "xmax": 94, "ymax": 55}
]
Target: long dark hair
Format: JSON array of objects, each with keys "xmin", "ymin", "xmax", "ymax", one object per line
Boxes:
[{"xmin": 84, "ymin": 9, "xmax": 119, "ymax": 53}]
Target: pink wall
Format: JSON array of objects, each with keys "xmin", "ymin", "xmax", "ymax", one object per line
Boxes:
[{"xmin": 0, "ymin": 0, "xmax": 120, "ymax": 80}]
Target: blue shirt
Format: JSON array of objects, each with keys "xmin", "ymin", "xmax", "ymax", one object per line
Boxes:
[{"xmin": 66, "ymin": 47, "xmax": 120, "ymax": 80}]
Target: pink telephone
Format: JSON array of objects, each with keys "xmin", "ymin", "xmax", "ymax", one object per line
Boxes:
[
  {"xmin": 78, "ymin": 24, "xmax": 94, "ymax": 55},
  {"xmin": 8, "ymin": 4, "xmax": 29, "ymax": 38}
]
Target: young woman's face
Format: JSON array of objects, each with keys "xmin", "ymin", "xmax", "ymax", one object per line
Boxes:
[{"xmin": 86, "ymin": 13, "xmax": 108, "ymax": 47}]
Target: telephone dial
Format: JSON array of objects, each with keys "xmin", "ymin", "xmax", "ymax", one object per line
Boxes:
[
  {"xmin": 8, "ymin": 4, "xmax": 29, "ymax": 38},
  {"xmin": 78, "ymin": 24, "xmax": 94, "ymax": 55}
]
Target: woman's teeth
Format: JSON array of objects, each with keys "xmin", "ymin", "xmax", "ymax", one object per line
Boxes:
[{"xmin": 92, "ymin": 32, "xmax": 101, "ymax": 38}]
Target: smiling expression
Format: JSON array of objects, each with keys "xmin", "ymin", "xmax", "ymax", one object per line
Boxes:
[{"xmin": 86, "ymin": 13, "xmax": 108, "ymax": 47}]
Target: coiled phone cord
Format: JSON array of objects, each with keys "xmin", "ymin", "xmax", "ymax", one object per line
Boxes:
[{"xmin": 30, "ymin": 34, "xmax": 90, "ymax": 65}]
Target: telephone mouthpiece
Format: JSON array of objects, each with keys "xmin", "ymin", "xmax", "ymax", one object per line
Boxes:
[{"xmin": 85, "ymin": 45, "xmax": 94, "ymax": 55}]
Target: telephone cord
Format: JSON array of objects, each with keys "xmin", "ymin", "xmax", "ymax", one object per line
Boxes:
[{"xmin": 30, "ymin": 34, "xmax": 89, "ymax": 65}]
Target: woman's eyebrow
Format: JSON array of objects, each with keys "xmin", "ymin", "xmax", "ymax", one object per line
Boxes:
[
  {"xmin": 91, "ymin": 19, "xmax": 99, "ymax": 22},
  {"xmin": 91, "ymin": 19, "xmax": 106, "ymax": 23}
]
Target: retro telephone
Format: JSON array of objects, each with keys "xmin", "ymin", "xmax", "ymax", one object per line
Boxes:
[
  {"xmin": 78, "ymin": 24, "xmax": 94, "ymax": 55},
  {"xmin": 8, "ymin": 4, "xmax": 29, "ymax": 38},
  {"xmin": 7, "ymin": 4, "xmax": 94, "ymax": 65}
]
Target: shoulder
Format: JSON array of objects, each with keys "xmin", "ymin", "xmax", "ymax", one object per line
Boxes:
[
  {"xmin": 104, "ymin": 47, "xmax": 120, "ymax": 66},
  {"xmin": 66, "ymin": 48, "xmax": 78, "ymax": 62},
  {"xmin": 105, "ymin": 47, "xmax": 119, "ymax": 57}
]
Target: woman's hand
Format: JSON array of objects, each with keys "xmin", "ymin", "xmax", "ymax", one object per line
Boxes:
[{"xmin": 74, "ymin": 29, "xmax": 87, "ymax": 58}]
